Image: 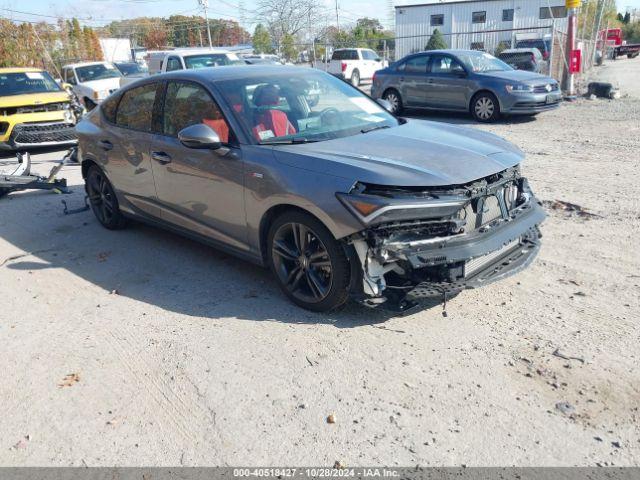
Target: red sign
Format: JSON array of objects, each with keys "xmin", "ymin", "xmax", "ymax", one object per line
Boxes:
[{"xmin": 569, "ymin": 49, "xmax": 582, "ymax": 74}]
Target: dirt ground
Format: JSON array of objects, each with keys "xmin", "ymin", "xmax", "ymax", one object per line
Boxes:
[{"xmin": 1, "ymin": 59, "xmax": 638, "ymax": 467}]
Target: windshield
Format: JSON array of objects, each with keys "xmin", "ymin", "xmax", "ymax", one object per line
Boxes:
[
  {"xmin": 115, "ymin": 63, "xmax": 148, "ymax": 76},
  {"xmin": 217, "ymin": 71, "xmax": 399, "ymax": 144},
  {"xmin": 76, "ymin": 63, "xmax": 122, "ymax": 82},
  {"xmin": 0, "ymin": 71, "xmax": 62, "ymax": 97},
  {"xmin": 456, "ymin": 51, "xmax": 513, "ymax": 73},
  {"xmin": 184, "ymin": 54, "xmax": 245, "ymax": 69}
]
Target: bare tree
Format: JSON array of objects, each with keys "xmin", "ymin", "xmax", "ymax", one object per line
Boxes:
[{"xmin": 255, "ymin": 0, "xmax": 323, "ymax": 46}]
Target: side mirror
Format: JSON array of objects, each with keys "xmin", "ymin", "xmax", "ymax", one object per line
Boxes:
[
  {"xmin": 375, "ymin": 58, "xmax": 382, "ymax": 62},
  {"xmin": 178, "ymin": 123, "xmax": 222, "ymax": 150},
  {"xmin": 376, "ymin": 98, "xmax": 393, "ymax": 113}
]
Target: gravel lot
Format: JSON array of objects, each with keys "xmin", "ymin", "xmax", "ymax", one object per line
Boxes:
[{"xmin": 1, "ymin": 59, "xmax": 638, "ymax": 467}]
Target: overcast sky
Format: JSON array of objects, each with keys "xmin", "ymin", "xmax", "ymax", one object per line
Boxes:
[{"xmin": 4, "ymin": 0, "xmax": 640, "ymax": 30}]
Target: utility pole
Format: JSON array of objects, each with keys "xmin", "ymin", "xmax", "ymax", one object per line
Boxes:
[
  {"xmin": 199, "ymin": 0, "xmax": 213, "ymax": 48},
  {"xmin": 335, "ymin": 0, "xmax": 340, "ymax": 32},
  {"xmin": 564, "ymin": 0, "xmax": 581, "ymax": 96}
]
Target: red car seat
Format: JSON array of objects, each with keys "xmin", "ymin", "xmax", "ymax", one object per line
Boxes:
[{"xmin": 252, "ymin": 85, "xmax": 296, "ymax": 140}]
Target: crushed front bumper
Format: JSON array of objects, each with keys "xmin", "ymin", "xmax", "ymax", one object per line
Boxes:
[{"xmin": 353, "ymin": 199, "xmax": 546, "ymax": 312}]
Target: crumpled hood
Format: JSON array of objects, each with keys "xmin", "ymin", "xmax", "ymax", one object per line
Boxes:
[{"xmin": 273, "ymin": 119, "xmax": 525, "ymax": 187}]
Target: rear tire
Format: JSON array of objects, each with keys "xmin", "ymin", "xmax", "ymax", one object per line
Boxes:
[
  {"xmin": 86, "ymin": 165, "xmax": 127, "ymax": 230},
  {"xmin": 350, "ymin": 69, "xmax": 360, "ymax": 87},
  {"xmin": 267, "ymin": 211, "xmax": 350, "ymax": 312},
  {"xmin": 471, "ymin": 92, "xmax": 500, "ymax": 123},
  {"xmin": 383, "ymin": 88, "xmax": 404, "ymax": 115}
]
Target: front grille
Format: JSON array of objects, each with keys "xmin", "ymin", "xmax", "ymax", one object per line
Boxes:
[
  {"xmin": 533, "ymin": 83, "xmax": 559, "ymax": 93},
  {"xmin": 1, "ymin": 102, "xmax": 69, "ymax": 116},
  {"xmin": 514, "ymin": 99, "xmax": 560, "ymax": 108},
  {"xmin": 10, "ymin": 122, "xmax": 77, "ymax": 145}
]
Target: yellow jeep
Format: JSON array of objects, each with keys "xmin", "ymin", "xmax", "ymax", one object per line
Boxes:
[{"xmin": 0, "ymin": 68, "xmax": 78, "ymax": 150}]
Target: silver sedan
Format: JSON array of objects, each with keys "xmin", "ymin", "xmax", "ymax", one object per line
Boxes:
[{"xmin": 371, "ymin": 49, "xmax": 562, "ymax": 122}]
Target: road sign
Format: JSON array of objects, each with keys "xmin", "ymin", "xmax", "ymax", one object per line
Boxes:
[{"xmin": 566, "ymin": 0, "xmax": 581, "ymax": 8}]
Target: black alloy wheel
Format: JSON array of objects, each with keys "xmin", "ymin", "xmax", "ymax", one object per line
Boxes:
[
  {"xmin": 268, "ymin": 212, "xmax": 350, "ymax": 311},
  {"xmin": 86, "ymin": 166, "xmax": 126, "ymax": 229}
]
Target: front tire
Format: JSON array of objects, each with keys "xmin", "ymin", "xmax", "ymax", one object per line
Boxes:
[
  {"xmin": 267, "ymin": 211, "xmax": 350, "ymax": 312},
  {"xmin": 383, "ymin": 88, "xmax": 404, "ymax": 115},
  {"xmin": 471, "ymin": 92, "xmax": 500, "ymax": 123},
  {"xmin": 86, "ymin": 165, "xmax": 127, "ymax": 230}
]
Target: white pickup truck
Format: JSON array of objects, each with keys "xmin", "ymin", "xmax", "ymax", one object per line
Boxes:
[
  {"xmin": 120, "ymin": 48, "xmax": 245, "ymax": 87},
  {"xmin": 61, "ymin": 62, "xmax": 123, "ymax": 111},
  {"xmin": 327, "ymin": 48, "xmax": 388, "ymax": 87}
]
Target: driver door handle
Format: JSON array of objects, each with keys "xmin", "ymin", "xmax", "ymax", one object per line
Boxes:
[{"xmin": 151, "ymin": 151, "xmax": 172, "ymax": 164}]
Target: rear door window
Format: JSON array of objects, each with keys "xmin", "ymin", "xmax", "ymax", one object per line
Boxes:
[
  {"xmin": 332, "ymin": 50, "xmax": 358, "ymax": 61},
  {"xmin": 115, "ymin": 83, "xmax": 159, "ymax": 132}
]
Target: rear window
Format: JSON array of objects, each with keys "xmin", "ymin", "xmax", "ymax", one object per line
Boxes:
[
  {"xmin": 499, "ymin": 52, "xmax": 535, "ymax": 63},
  {"xmin": 516, "ymin": 40, "xmax": 548, "ymax": 52},
  {"xmin": 332, "ymin": 50, "xmax": 358, "ymax": 61}
]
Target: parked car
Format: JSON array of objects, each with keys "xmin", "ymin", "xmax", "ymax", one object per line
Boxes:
[
  {"xmin": 76, "ymin": 66, "xmax": 545, "ymax": 312},
  {"xmin": 371, "ymin": 49, "xmax": 562, "ymax": 122},
  {"xmin": 328, "ymin": 48, "xmax": 387, "ymax": 86},
  {"xmin": 242, "ymin": 54, "xmax": 285, "ymax": 65},
  {"xmin": 155, "ymin": 49, "xmax": 245, "ymax": 74},
  {"xmin": 114, "ymin": 62, "xmax": 149, "ymax": 77},
  {"xmin": 62, "ymin": 61, "xmax": 122, "ymax": 111},
  {"xmin": 0, "ymin": 68, "xmax": 78, "ymax": 150},
  {"xmin": 515, "ymin": 38, "xmax": 552, "ymax": 60},
  {"xmin": 497, "ymin": 48, "xmax": 544, "ymax": 73}
]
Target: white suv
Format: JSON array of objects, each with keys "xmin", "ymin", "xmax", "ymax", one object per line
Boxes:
[
  {"xmin": 328, "ymin": 48, "xmax": 387, "ymax": 86},
  {"xmin": 62, "ymin": 62, "xmax": 122, "ymax": 111}
]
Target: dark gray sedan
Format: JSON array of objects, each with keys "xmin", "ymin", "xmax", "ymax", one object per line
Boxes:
[
  {"xmin": 76, "ymin": 66, "xmax": 544, "ymax": 312},
  {"xmin": 371, "ymin": 49, "xmax": 562, "ymax": 122}
]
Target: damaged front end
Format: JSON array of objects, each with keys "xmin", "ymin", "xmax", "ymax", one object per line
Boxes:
[{"xmin": 338, "ymin": 166, "xmax": 546, "ymax": 311}]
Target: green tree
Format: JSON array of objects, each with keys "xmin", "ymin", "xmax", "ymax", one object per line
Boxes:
[
  {"xmin": 253, "ymin": 23, "xmax": 272, "ymax": 53},
  {"xmin": 281, "ymin": 33, "xmax": 297, "ymax": 61},
  {"xmin": 425, "ymin": 28, "xmax": 447, "ymax": 50}
]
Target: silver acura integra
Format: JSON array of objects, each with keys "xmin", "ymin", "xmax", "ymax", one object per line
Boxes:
[{"xmin": 76, "ymin": 66, "xmax": 545, "ymax": 312}]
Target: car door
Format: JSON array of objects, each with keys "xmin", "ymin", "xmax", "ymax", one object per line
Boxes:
[
  {"xmin": 149, "ymin": 80, "xmax": 248, "ymax": 251},
  {"xmin": 103, "ymin": 82, "xmax": 163, "ymax": 218},
  {"xmin": 397, "ymin": 55, "xmax": 430, "ymax": 106},
  {"xmin": 423, "ymin": 54, "xmax": 470, "ymax": 110}
]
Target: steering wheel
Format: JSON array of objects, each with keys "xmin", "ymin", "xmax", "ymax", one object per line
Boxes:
[{"xmin": 319, "ymin": 107, "xmax": 340, "ymax": 126}]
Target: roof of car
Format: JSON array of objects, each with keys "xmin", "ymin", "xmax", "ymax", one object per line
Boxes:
[
  {"xmin": 63, "ymin": 61, "xmax": 113, "ymax": 69},
  {"xmin": 167, "ymin": 48, "xmax": 232, "ymax": 56},
  {"xmin": 155, "ymin": 65, "xmax": 319, "ymax": 82},
  {"xmin": 0, "ymin": 67, "xmax": 45, "ymax": 73},
  {"xmin": 500, "ymin": 48, "xmax": 541, "ymax": 54}
]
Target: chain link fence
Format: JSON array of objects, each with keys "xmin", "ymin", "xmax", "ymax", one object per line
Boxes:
[{"xmin": 291, "ymin": 25, "xmax": 600, "ymax": 93}]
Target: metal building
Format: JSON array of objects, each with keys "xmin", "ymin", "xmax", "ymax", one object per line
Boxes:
[{"xmin": 395, "ymin": 0, "xmax": 569, "ymax": 58}]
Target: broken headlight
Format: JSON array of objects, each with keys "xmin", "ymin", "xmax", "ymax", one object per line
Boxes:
[{"xmin": 336, "ymin": 192, "xmax": 467, "ymax": 226}]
